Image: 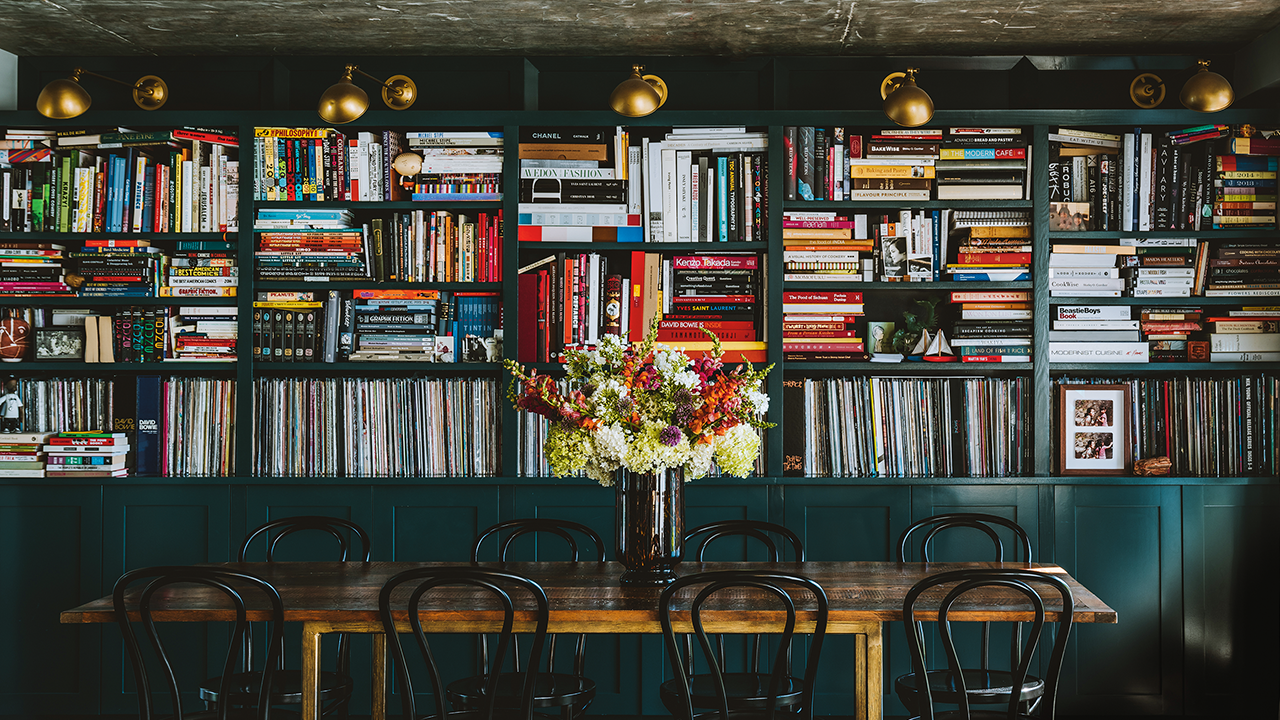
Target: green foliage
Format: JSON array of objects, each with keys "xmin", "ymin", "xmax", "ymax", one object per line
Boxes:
[{"xmin": 891, "ymin": 298, "xmax": 942, "ymax": 355}]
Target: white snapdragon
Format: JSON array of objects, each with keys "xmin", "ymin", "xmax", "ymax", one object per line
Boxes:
[
  {"xmin": 673, "ymin": 370, "xmax": 701, "ymax": 390},
  {"xmin": 592, "ymin": 423, "xmax": 629, "ymax": 463}
]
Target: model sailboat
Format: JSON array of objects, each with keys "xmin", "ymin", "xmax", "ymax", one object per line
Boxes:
[
  {"xmin": 923, "ymin": 328, "xmax": 958, "ymax": 362},
  {"xmin": 905, "ymin": 330, "xmax": 931, "ymax": 362}
]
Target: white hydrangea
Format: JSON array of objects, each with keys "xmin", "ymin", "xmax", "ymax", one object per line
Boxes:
[
  {"xmin": 713, "ymin": 423, "xmax": 762, "ymax": 477},
  {"xmin": 745, "ymin": 388, "xmax": 770, "ymax": 414},
  {"xmin": 596, "ymin": 378, "xmax": 630, "ymax": 400},
  {"xmin": 686, "ymin": 442, "xmax": 715, "ymax": 479},
  {"xmin": 592, "ymin": 423, "xmax": 629, "ymax": 463}
]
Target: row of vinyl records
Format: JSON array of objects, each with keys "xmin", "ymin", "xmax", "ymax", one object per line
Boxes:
[
  {"xmin": 782, "ymin": 377, "xmax": 1032, "ymax": 478},
  {"xmin": 0, "ymin": 126, "xmax": 239, "ymax": 233},
  {"xmin": 1056, "ymin": 375, "xmax": 1279, "ymax": 477},
  {"xmin": 251, "ymin": 378, "xmax": 500, "ymax": 477},
  {"xmin": 1047, "ymin": 125, "xmax": 1279, "ymax": 232},
  {"xmin": 9, "ymin": 376, "xmax": 234, "ymax": 476},
  {"xmin": 252, "ymin": 128, "xmax": 503, "ymax": 202}
]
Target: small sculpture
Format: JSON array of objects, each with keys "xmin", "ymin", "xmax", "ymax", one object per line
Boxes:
[
  {"xmin": 392, "ymin": 151, "xmax": 423, "ymax": 177},
  {"xmin": 0, "ymin": 378, "xmax": 22, "ymax": 433},
  {"xmin": 0, "ymin": 310, "xmax": 30, "ymax": 362},
  {"xmin": 1134, "ymin": 456, "xmax": 1172, "ymax": 477}
]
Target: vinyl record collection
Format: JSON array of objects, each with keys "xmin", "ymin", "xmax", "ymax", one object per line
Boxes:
[
  {"xmin": 14, "ymin": 377, "xmax": 113, "ymax": 432},
  {"xmin": 783, "ymin": 376, "xmax": 1032, "ymax": 478},
  {"xmin": 252, "ymin": 377, "xmax": 500, "ymax": 477},
  {"xmin": 1055, "ymin": 375, "xmax": 1278, "ymax": 477},
  {"xmin": 162, "ymin": 378, "xmax": 235, "ymax": 476}
]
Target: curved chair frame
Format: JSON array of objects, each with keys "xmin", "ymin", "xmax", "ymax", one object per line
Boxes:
[
  {"xmin": 685, "ymin": 520, "xmax": 806, "ymax": 563},
  {"xmin": 896, "ymin": 513, "xmax": 1032, "ymax": 565}
]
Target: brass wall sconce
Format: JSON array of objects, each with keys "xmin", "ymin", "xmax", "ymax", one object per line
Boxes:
[
  {"xmin": 317, "ymin": 64, "xmax": 418, "ymax": 125},
  {"xmin": 881, "ymin": 68, "xmax": 934, "ymax": 128},
  {"xmin": 1179, "ymin": 59, "xmax": 1234, "ymax": 113},
  {"xmin": 1129, "ymin": 73, "xmax": 1166, "ymax": 109},
  {"xmin": 609, "ymin": 64, "xmax": 668, "ymax": 118},
  {"xmin": 36, "ymin": 68, "xmax": 168, "ymax": 119}
]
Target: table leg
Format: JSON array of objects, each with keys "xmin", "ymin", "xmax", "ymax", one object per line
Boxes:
[
  {"xmin": 866, "ymin": 623, "xmax": 883, "ymax": 720},
  {"xmin": 372, "ymin": 632, "xmax": 387, "ymax": 720},
  {"xmin": 301, "ymin": 621, "xmax": 322, "ymax": 720}
]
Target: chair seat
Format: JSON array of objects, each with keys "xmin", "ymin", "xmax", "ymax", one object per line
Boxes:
[
  {"xmin": 200, "ymin": 669, "xmax": 355, "ymax": 705},
  {"xmin": 447, "ymin": 672, "xmax": 596, "ymax": 709},
  {"xmin": 895, "ymin": 668, "xmax": 1044, "ymax": 706},
  {"xmin": 659, "ymin": 672, "xmax": 807, "ymax": 712}
]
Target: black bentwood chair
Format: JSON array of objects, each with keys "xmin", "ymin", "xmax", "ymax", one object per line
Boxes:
[
  {"xmin": 659, "ymin": 521, "xmax": 807, "ymax": 716},
  {"xmin": 201, "ymin": 516, "xmax": 372, "ymax": 718},
  {"xmin": 379, "ymin": 567, "xmax": 550, "ymax": 720},
  {"xmin": 902, "ymin": 569, "xmax": 1074, "ymax": 720},
  {"xmin": 448, "ymin": 519, "xmax": 604, "ymax": 719},
  {"xmin": 895, "ymin": 514, "xmax": 1038, "ymax": 715},
  {"xmin": 659, "ymin": 570, "xmax": 829, "ymax": 720},
  {"xmin": 114, "ymin": 566, "xmax": 286, "ymax": 720}
]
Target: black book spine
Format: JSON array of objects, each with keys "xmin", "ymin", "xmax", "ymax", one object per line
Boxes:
[
  {"xmin": 814, "ymin": 128, "xmax": 827, "ymax": 202},
  {"xmin": 784, "ymin": 126, "xmax": 798, "ymax": 201},
  {"xmin": 782, "ymin": 378, "xmax": 804, "ymax": 477}
]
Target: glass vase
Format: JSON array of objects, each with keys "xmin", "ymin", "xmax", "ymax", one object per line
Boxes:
[{"xmin": 615, "ymin": 467, "xmax": 684, "ymax": 586}]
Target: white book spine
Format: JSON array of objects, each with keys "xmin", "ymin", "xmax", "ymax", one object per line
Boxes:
[
  {"xmin": 1055, "ymin": 305, "xmax": 1132, "ymax": 321},
  {"xmin": 677, "ymin": 150, "xmax": 692, "ymax": 242},
  {"xmin": 1139, "ymin": 132, "xmax": 1153, "ymax": 231},
  {"xmin": 1048, "ymin": 342, "xmax": 1149, "ymax": 362},
  {"xmin": 626, "ymin": 145, "xmax": 642, "ymax": 215},
  {"xmin": 1122, "ymin": 134, "xmax": 1134, "ymax": 232},
  {"xmin": 661, "ymin": 148, "xmax": 677, "ymax": 243}
]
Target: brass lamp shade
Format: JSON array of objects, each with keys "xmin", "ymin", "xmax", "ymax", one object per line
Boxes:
[
  {"xmin": 318, "ymin": 67, "xmax": 370, "ymax": 125},
  {"xmin": 37, "ymin": 74, "xmax": 91, "ymax": 119},
  {"xmin": 882, "ymin": 69, "xmax": 934, "ymax": 128},
  {"xmin": 609, "ymin": 64, "xmax": 667, "ymax": 118},
  {"xmin": 1180, "ymin": 59, "xmax": 1234, "ymax": 113}
]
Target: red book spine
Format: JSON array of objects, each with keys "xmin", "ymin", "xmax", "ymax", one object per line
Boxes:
[
  {"xmin": 956, "ymin": 252, "xmax": 1032, "ymax": 264},
  {"xmin": 782, "ymin": 330, "xmax": 859, "ymax": 338},
  {"xmin": 781, "ymin": 341, "xmax": 866, "ymax": 353},
  {"xmin": 629, "ymin": 251, "xmax": 645, "ymax": 342},
  {"xmin": 782, "ymin": 291, "xmax": 863, "ymax": 303}
]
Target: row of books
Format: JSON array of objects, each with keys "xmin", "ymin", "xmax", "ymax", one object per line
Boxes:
[
  {"xmin": 0, "ymin": 126, "xmax": 239, "ymax": 233},
  {"xmin": 1048, "ymin": 238, "xmax": 1279, "ymax": 298},
  {"xmin": 0, "ymin": 237, "xmax": 238, "ymax": 299},
  {"xmin": 781, "ymin": 291, "xmax": 864, "ymax": 362},
  {"xmin": 1048, "ymin": 124, "xmax": 1278, "ymax": 232},
  {"xmin": 1048, "ymin": 304, "xmax": 1280, "ymax": 363},
  {"xmin": 781, "ymin": 376, "xmax": 1032, "ymax": 477},
  {"xmin": 252, "ymin": 377, "xmax": 500, "ymax": 477},
  {"xmin": 1056, "ymin": 375, "xmax": 1278, "ymax": 477},
  {"xmin": 27, "ymin": 305, "xmax": 237, "ymax": 363},
  {"xmin": 0, "ymin": 432, "xmax": 128, "ymax": 479},
  {"xmin": 862, "ymin": 290, "xmax": 1034, "ymax": 364},
  {"xmin": 784, "ymin": 126, "xmax": 1031, "ymax": 202}
]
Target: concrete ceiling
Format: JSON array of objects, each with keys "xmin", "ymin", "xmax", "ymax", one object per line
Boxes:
[{"xmin": 3, "ymin": 0, "xmax": 1280, "ymax": 57}]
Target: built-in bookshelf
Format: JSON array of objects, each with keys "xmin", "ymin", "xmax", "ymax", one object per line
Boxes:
[{"xmin": 0, "ymin": 109, "xmax": 1276, "ymax": 482}]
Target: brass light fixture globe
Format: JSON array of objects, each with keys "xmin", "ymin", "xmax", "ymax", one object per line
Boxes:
[
  {"xmin": 36, "ymin": 67, "xmax": 168, "ymax": 119},
  {"xmin": 609, "ymin": 64, "xmax": 668, "ymax": 118},
  {"xmin": 317, "ymin": 64, "xmax": 417, "ymax": 125},
  {"xmin": 881, "ymin": 68, "xmax": 934, "ymax": 128},
  {"xmin": 1180, "ymin": 59, "xmax": 1234, "ymax": 113}
]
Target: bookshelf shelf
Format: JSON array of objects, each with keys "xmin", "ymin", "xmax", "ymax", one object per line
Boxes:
[
  {"xmin": 783, "ymin": 281, "xmax": 1033, "ymax": 291},
  {"xmin": 1047, "ymin": 295, "xmax": 1269, "ymax": 305},
  {"xmin": 785, "ymin": 200, "xmax": 1034, "ymax": 210},
  {"xmin": 6, "ymin": 361, "xmax": 238, "ymax": 373},
  {"xmin": 1049, "ymin": 230, "xmax": 1268, "ymax": 240},
  {"xmin": 0, "ymin": 296, "xmax": 237, "ymax": 307},
  {"xmin": 1050, "ymin": 362, "xmax": 1280, "ymax": 372},
  {"xmin": 254, "ymin": 281, "xmax": 503, "ymax": 291},
  {"xmin": 0, "ymin": 232, "xmax": 236, "ymax": 241},
  {"xmin": 780, "ymin": 361, "xmax": 1034, "ymax": 373},
  {"xmin": 518, "ymin": 241, "xmax": 769, "ymax": 252},
  {"xmin": 253, "ymin": 361, "xmax": 502, "ymax": 373},
  {"xmin": 252, "ymin": 200, "xmax": 502, "ymax": 210}
]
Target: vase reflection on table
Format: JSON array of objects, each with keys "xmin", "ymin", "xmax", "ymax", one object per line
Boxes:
[{"xmin": 615, "ymin": 467, "xmax": 684, "ymax": 586}]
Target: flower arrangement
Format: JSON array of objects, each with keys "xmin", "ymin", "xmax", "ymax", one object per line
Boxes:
[{"xmin": 504, "ymin": 318, "xmax": 773, "ymax": 485}]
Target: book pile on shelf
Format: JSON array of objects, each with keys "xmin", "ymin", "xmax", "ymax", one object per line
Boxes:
[
  {"xmin": 255, "ymin": 208, "xmax": 370, "ymax": 282},
  {"xmin": 936, "ymin": 127, "xmax": 1029, "ymax": 200},
  {"xmin": 1121, "ymin": 238, "xmax": 1197, "ymax": 298},
  {"xmin": 0, "ymin": 241, "xmax": 73, "ymax": 297},
  {"xmin": 364, "ymin": 209, "xmax": 502, "ymax": 282},
  {"xmin": 946, "ymin": 209, "xmax": 1032, "ymax": 282},
  {"xmin": 254, "ymin": 291, "xmax": 339, "ymax": 363},
  {"xmin": 47, "ymin": 306, "xmax": 237, "ymax": 363},
  {"xmin": 1203, "ymin": 241, "xmax": 1280, "ymax": 297},
  {"xmin": 661, "ymin": 254, "xmax": 764, "ymax": 361},
  {"xmin": 1, "ymin": 126, "xmax": 238, "ymax": 233},
  {"xmin": 43, "ymin": 431, "xmax": 129, "ymax": 479},
  {"xmin": 1048, "ymin": 304, "xmax": 1148, "ymax": 363},
  {"xmin": 781, "ymin": 291, "xmax": 865, "ymax": 362},
  {"xmin": 1140, "ymin": 306, "xmax": 1202, "ymax": 362},
  {"xmin": 168, "ymin": 306, "xmax": 238, "ymax": 361},
  {"xmin": 0, "ymin": 433, "xmax": 50, "ymax": 479},
  {"xmin": 73, "ymin": 239, "xmax": 166, "ymax": 298},
  {"xmin": 402, "ymin": 130, "xmax": 503, "ymax": 200},
  {"xmin": 351, "ymin": 289, "xmax": 493, "ymax": 363},
  {"xmin": 1217, "ymin": 135, "xmax": 1277, "ymax": 229},
  {"xmin": 1048, "ymin": 242, "xmax": 1131, "ymax": 297},
  {"xmin": 518, "ymin": 126, "xmax": 638, "ymax": 242},
  {"xmin": 781, "ymin": 211, "xmax": 872, "ymax": 282},
  {"xmin": 163, "ymin": 239, "xmax": 238, "ymax": 298},
  {"xmin": 253, "ymin": 377, "xmax": 500, "ymax": 477},
  {"xmin": 1057, "ymin": 375, "xmax": 1279, "ymax": 477},
  {"xmin": 848, "ymin": 128, "xmax": 936, "ymax": 201},
  {"xmin": 782, "ymin": 376, "xmax": 1031, "ymax": 477},
  {"xmin": 1209, "ymin": 306, "xmax": 1280, "ymax": 362},
  {"xmin": 949, "ymin": 290, "xmax": 1033, "ymax": 363},
  {"xmin": 158, "ymin": 377, "xmax": 236, "ymax": 476}
]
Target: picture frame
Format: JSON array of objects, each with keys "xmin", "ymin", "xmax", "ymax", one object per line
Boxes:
[
  {"xmin": 33, "ymin": 327, "xmax": 85, "ymax": 361},
  {"xmin": 1057, "ymin": 383, "xmax": 1132, "ymax": 475}
]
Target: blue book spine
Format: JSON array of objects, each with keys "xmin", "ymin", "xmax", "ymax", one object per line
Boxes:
[
  {"xmin": 1131, "ymin": 127, "xmax": 1142, "ymax": 233},
  {"xmin": 950, "ymin": 272, "xmax": 1031, "ymax": 282},
  {"xmin": 141, "ymin": 166, "xmax": 155, "ymax": 233},
  {"xmin": 717, "ymin": 156, "xmax": 729, "ymax": 242},
  {"xmin": 106, "ymin": 156, "xmax": 120, "ymax": 233},
  {"xmin": 931, "ymin": 210, "xmax": 942, "ymax": 282},
  {"xmin": 135, "ymin": 375, "xmax": 163, "ymax": 475}
]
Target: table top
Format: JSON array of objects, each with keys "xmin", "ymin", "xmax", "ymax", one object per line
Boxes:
[{"xmin": 62, "ymin": 561, "xmax": 1116, "ymax": 630}]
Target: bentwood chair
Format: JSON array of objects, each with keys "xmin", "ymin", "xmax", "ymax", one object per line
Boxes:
[
  {"xmin": 114, "ymin": 566, "xmax": 286, "ymax": 720},
  {"xmin": 659, "ymin": 521, "xmax": 808, "ymax": 715},
  {"xmin": 201, "ymin": 516, "xmax": 372, "ymax": 718},
  {"xmin": 902, "ymin": 569, "xmax": 1074, "ymax": 720},
  {"xmin": 380, "ymin": 567, "xmax": 550, "ymax": 720},
  {"xmin": 659, "ymin": 570, "xmax": 829, "ymax": 720},
  {"xmin": 448, "ymin": 519, "xmax": 604, "ymax": 719},
  {"xmin": 894, "ymin": 514, "xmax": 1038, "ymax": 715}
]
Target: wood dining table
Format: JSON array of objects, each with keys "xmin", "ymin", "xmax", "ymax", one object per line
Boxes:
[{"xmin": 62, "ymin": 560, "xmax": 1115, "ymax": 720}]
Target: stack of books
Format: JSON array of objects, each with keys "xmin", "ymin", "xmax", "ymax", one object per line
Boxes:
[
  {"xmin": 0, "ymin": 241, "xmax": 72, "ymax": 297},
  {"xmin": 662, "ymin": 254, "xmax": 764, "ymax": 362},
  {"xmin": 169, "ymin": 306, "xmax": 238, "ymax": 361},
  {"xmin": 74, "ymin": 240, "xmax": 165, "ymax": 298},
  {"xmin": 255, "ymin": 208, "xmax": 369, "ymax": 282},
  {"xmin": 1215, "ymin": 142, "xmax": 1277, "ymax": 230},
  {"xmin": 947, "ymin": 211, "xmax": 1032, "ymax": 282},
  {"xmin": 781, "ymin": 291, "xmax": 865, "ymax": 362},
  {"xmin": 348, "ymin": 289, "xmax": 468, "ymax": 363},
  {"xmin": 1120, "ymin": 237, "xmax": 1197, "ymax": 297},
  {"xmin": 364, "ymin": 210, "xmax": 502, "ymax": 283},
  {"xmin": 849, "ymin": 129, "xmax": 936, "ymax": 201},
  {"xmin": 43, "ymin": 431, "xmax": 129, "ymax": 479},
  {"xmin": 1048, "ymin": 243, "xmax": 1130, "ymax": 296},
  {"xmin": 1207, "ymin": 308, "xmax": 1280, "ymax": 362},
  {"xmin": 0, "ymin": 433, "xmax": 50, "ymax": 479},
  {"xmin": 937, "ymin": 127, "xmax": 1029, "ymax": 200},
  {"xmin": 253, "ymin": 291, "xmax": 340, "ymax": 363},
  {"xmin": 403, "ymin": 130, "xmax": 503, "ymax": 200},
  {"xmin": 164, "ymin": 239, "xmax": 238, "ymax": 298},
  {"xmin": 1140, "ymin": 306, "xmax": 1202, "ymax": 362},
  {"xmin": 949, "ymin": 290, "xmax": 1032, "ymax": 362},
  {"xmin": 518, "ymin": 127, "xmax": 638, "ymax": 243},
  {"xmin": 1204, "ymin": 242, "xmax": 1280, "ymax": 296},
  {"xmin": 782, "ymin": 211, "xmax": 871, "ymax": 282},
  {"xmin": 1047, "ymin": 304, "xmax": 1148, "ymax": 363}
]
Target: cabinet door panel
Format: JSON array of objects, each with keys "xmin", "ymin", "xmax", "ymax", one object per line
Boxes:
[
  {"xmin": 1054, "ymin": 485, "xmax": 1180, "ymax": 715},
  {"xmin": 0, "ymin": 485, "xmax": 101, "ymax": 714},
  {"xmin": 908, "ymin": 485, "xmax": 1040, "ymax": 561}
]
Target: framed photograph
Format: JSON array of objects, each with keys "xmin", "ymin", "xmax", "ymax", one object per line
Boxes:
[
  {"xmin": 33, "ymin": 327, "xmax": 84, "ymax": 361},
  {"xmin": 1057, "ymin": 384, "xmax": 1132, "ymax": 475}
]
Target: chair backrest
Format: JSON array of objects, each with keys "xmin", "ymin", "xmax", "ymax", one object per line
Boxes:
[
  {"xmin": 896, "ymin": 513, "xmax": 1032, "ymax": 563},
  {"xmin": 238, "ymin": 515, "xmax": 372, "ymax": 563},
  {"xmin": 379, "ymin": 566, "xmax": 550, "ymax": 720},
  {"xmin": 471, "ymin": 518, "xmax": 606, "ymax": 562},
  {"xmin": 659, "ymin": 570, "xmax": 828, "ymax": 720},
  {"xmin": 903, "ymin": 569, "xmax": 1074, "ymax": 720},
  {"xmin": 685, "ymin": 520, "xmax": 806, "ymax": 562},
  {"xmin": 113, "ymin": 566, "xmax": 285, "ymax": 720}
]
